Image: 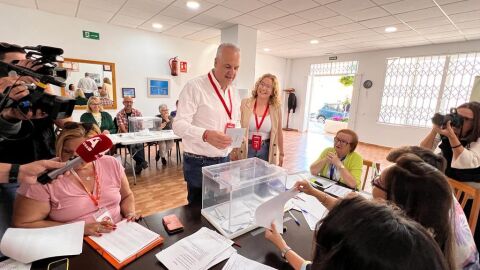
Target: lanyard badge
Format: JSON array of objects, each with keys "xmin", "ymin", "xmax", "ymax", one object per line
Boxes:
[
  {"xmin": 252, "ymin": 134, "xmax": 262, "ymax": 151},
  {"xmin": 251, "ymin": 100, "xmax": 270, "ymax": 151},
  {"xmin": 208, "ymin": 72, "xmax": 234, "ymax": 133}
]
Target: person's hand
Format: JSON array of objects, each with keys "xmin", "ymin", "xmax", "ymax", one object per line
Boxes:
[
  {"xmin": 102, "ymin": 130, "xmax": 110, "ymax": 134},
  {"xmin": 0, "ymin": 77, "xmax": 29, "ymax": 101},
  {"xmin": 265, "ymin": 223, "xmax": 288, "ymax": 251},
  {"xmin": 125, "ymin": 212, "xmax": 142, "ymax": 222},
  {"xmin": 437, "ymin": 120, "xmax": 457, "ymax": 139},
  {"xmin": 160, "ymin": 122, "xmax": 167, "ymax": 129},
  {"xmin": 294, "ymin": 179, "xmax": 315, "ymax": 195},
  {"xmin": 327, "ymin": 152, "xmax": 342, "ymax": 167},
  {"xmin": 84, "ymin": 220, "xmax": 116, "ymax": 236},
  {"xmin": 17, "ymin": 159, "xmax": 67, "ymax": 184},
  {"xmin": 204, "ymin": 130, "xmax": 232, "ymax": 149}
]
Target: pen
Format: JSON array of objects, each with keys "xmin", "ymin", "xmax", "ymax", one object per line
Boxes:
[
  {"xmin": 233, "ymin": 242, "xmax": 242, "ymax": 248},
  {"xmin": 288, "ymin": 210, "xmax": 300, "ymax": 226},
  {"xmin": 294, "ymin": 195, "xmax": 306, "ymax": 202}
]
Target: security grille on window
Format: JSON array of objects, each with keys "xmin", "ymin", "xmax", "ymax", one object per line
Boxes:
[
  {"xmin": 378, "ymin": 52, "xmax": 480, "ymax": 127},
  {"xmin": 310, "ymin": 61, "xmax": 359, "ymax": 76}
]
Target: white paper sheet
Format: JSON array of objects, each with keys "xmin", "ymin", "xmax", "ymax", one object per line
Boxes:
[
  {"xmin": 254, "ymin": 189, "xmax": 299, "ymax": 233},
  {"xmin": 155, "ymin": 227, "xmax": 234, "ymax": 270},
  {"xmin": 205, "ymin": 246, "xmax": 236, "ymax": 269},
  {"xmin": 0, "ymin": 259, "xmax": 31, "ymax": 270},
  {"xmin": 0, "ymin": 222, "xmax": 84, "ymax": 264},
  {"xmin": 324, "ymin": 184, "xmax": 353, "ymax": 198},
  {"xmin": 293, "ymin": 193, "xmax": 327, "ymax": 220},
  {"xmin": 226, "ymin": 128, "xmax": 246, "ymax": 148},
  {"xmin": 286, "ymin": 172, "xmax": 335, "ymax": 190},
  {"xmin": 87, "ymin": 219, "xmax": 160, "ymax": 263},
  {"xmin": 222, "ymin": 253, "xmax": 276, "ymax": 270}
]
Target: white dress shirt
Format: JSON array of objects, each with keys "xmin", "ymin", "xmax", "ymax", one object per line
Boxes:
[
  {"xmin": 173, "ymin": 70, "xmax": 240, "ymax": 157},
  {"xmin": 77, "ymin": 77, "xmax": 98, "ymax": 94}
]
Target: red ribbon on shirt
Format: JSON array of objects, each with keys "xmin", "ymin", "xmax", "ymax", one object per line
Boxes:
[
  {"xmin": 254, "ymin": 100, "xmax": 269, "ymax": 131},
  {"xmin": 208, "ymin": 72, "xmax": 232, "ymax": 120}
]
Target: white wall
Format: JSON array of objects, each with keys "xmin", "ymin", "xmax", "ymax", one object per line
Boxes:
[
  {"xmin": 0, "ymin": 4, "xmax": 287, "ymax": 121},
  {"xmin": 288, "ymin": 39, "xmax": 480, "ymax": 148}
]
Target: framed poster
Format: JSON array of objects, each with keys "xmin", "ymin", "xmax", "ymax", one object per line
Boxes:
[
  {"xmin": 148, "ymin": 78, "xmax": 170, "ymax": 98},
  {"xmin": 122, "ymin": 87, "xmax": 136, "ymax": 98}
]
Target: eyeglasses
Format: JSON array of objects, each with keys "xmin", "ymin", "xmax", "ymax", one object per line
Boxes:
[
  {"xmin": 334, "ymin": 137, "xmax": 350, "ymax": 146},
  {"xmin": 259, "ymin": 81, "xmax": 273, "ymax": 89},
  {"xmin": 371, "ymin": 175, "xmax": 387, "ymax": 192},
  {"xmin": 90, "ymin": 103, "xmax": 101, "ymax": 106},
  {"xmin": 63, "ymin": 122, "xmax": 94, "ymax": 134}
]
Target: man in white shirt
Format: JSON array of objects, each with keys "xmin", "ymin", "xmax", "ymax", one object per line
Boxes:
[
  {"xmin": 173, "ymin": 43, "xmax": 241, "ymax": 205},
  {"xmin": 77, "ymin": 72, "xmax": 97, "ymax": 99}
]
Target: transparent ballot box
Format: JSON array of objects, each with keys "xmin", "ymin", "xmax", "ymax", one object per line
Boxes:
[
  {"xmin": 201, "ymin": 158, "xmax": 287, "ymax": 239},
  {"xmin": 128, "ymin": 116, "xmax": 163, "ymax": 136}
]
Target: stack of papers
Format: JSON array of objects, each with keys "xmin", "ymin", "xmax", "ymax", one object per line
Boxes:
[
  {"xmin": 222, "ymin": 253, "xmax": 275, "ymax": 270},
  {"xmin": 156, "ymin": 227, "xmax": 236, "ymax": 270},
  {"xmin": 0, "ymin": 259, "xmax": 31, "ymax": 270},
  {"xmin": 86, "ymin": 219, "xmax": 163, "ymax": 266},
  {"xmin": 291, "ymin": 193, "xmax": 328, "ymax": 230},
  {"xmin": 0, "ymin": 222, "xmax": 84, "ymax": 263}
]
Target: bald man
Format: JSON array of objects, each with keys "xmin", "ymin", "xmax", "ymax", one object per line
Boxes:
[
  {"xmin": 173, "ymin": 43, "xmax": 241, "ymax": 205},
  {"xmin": 116, "ymin": 97, "xmax": 148, "ymax": 174}
]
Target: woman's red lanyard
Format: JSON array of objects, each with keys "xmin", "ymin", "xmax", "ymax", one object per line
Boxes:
[
  {"xmin": 72, "ymin": 163, "xmax": 101, "ymax": 207},
  {"xmin": 254, "ymin": 100, "xmax": 270, "ymax": 131},
  {"xmin": 251, "ymin": 100, "xmax": 269, "ymax": 151},
  {"xmin": 208, "ymin": 72, "xmax": 232, "ymax": 120}
]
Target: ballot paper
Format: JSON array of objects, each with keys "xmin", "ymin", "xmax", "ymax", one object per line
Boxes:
[
  {"xmin": 286, "ymin": 172, "xmax": 335, "ymax": 190},
  {"xmin": 0, "ymin": 259, "xmax": 31, "ymax": 270},
  {"xmin": 222, "ymin": 253, "xmax": 275, "ymax": 270},
  {"xmin": 226, "ymin": 128, "xmax": 246, "ymax": 148},
  {"xmin": 156, "ymin": 227, "xmax": 234, "ymax": 270},
  {"xmin": 292, "ymin": 193, "xmax": 328, "ymax": 231},
  {"xmin": 254, "ymin": 189, "xmax": 299, "ymax": 233},
  {"xmin": 324, "ymin": 184, "xmax": 353, "ymax": 198},
  {"xmin": 0, "ymin": 221, "xmax": 84, "ymax": 263}
]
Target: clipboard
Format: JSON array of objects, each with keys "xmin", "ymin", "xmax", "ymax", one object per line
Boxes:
[{"xmin": 84, "ymin": 221, "xmax": 164, "ymax": 269}]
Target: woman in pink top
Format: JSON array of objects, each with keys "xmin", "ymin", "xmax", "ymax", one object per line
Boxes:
[{"xmin": 13, "ymin": 122, "xmax": 139, "ymax": 236}]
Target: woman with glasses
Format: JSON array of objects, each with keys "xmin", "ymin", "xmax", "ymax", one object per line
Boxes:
[
  {"xmin": 309, "ymin": 129, "xmax": 363, "ymax": 189},
  {"xmin": 421, "ymin": 101, "xmax": 480, "ymax": 182},
  {"xmin": 265, "ymin": 196, "xmax": 449, "ymax": 270},
  {"xmin": 232, "ymin": 74, "xmax": 284, "ymax": 166},
  {"xmin": 80, "ymin": 96, "xmax": 116, "ymax": 134},
  {"xmin": 295, "ymin": 150, "xmax": 477, "ymax": 269},
  {"xmin": 12, "ymin": 122, "xmax": 140, "ymax": 236}
]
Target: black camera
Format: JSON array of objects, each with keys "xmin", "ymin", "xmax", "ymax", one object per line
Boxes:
[
  {"xmin": 431, "ymin": 108, "xmax": 464, "ymax": 129},
  {"xmin": 0, "ymin": 44, "xmax": 75, "ymax": 119}
]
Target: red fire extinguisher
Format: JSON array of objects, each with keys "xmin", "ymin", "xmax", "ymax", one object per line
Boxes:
[{"xmin": 169, "ymin": 57, "xmax": 179, "ymax": 76}]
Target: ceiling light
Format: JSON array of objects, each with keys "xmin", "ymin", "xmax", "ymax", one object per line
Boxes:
[
  {"xmin": 310, "ymin": 39, "xmax": 319, "ymax": 44},
  {"xmin": 186, "ymin": 1, "xmax": 200, "ymax": 9},
  {"xmin": 385, "ymin": 26, "xmax": 397, "ymax": 33},
  {"xmin": 263, "ymin": 48, "xmax": 271, "ymax": 52},
  {"xmin": 152, "ymin": 23, "xmax": 163, "ymax": 29}
]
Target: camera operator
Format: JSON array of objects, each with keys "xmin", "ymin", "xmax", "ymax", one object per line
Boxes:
[
  {"xmin": 420, "ymin": 102, "xmax": 480, "ymax": 182},
  {"xmin": 0, "ymin": 42, "xmax": 71, "ymax": 258}
]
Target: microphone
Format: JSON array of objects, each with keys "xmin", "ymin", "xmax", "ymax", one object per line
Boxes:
[{"xmin": 37, "ymin": 134, "xmax": 113, "ymax": 184}]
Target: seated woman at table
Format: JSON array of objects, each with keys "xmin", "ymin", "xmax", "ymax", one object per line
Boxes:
[
  {"xmin": 296, "ymin": 153, "xmax": 461, "ymax": 269},
  {"xmin": 155, "ymin": 104, "xmax": 174, "ymax": 166},
  {"xmin": 80, "ymin": 96, "xmax": 116, "ymax": 134},
  {"xmin": 265, "ymin": 196, "xmax": 448, "ymax": 270},
  {"xmin": 309, "ymin": 129, "xmax": 362, "ymax": 189},
  {"xmin": 74, "ymin": 88, "xmax": 88, "ymax": 105},
  {"xmin": 12, "ymin": 122, "xmax": 140, "ymax": 236}
]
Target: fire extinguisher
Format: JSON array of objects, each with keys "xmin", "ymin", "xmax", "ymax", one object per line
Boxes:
[{"xmin": 169, "ymin": 57, "xmax": 179, "ymax": 76}]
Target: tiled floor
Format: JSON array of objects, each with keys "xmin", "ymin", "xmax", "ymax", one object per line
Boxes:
[{"xmin": 130, "ymin": 130, "xmax": 392, "ymax": 216}]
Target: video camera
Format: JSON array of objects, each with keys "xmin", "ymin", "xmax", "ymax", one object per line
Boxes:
[
  {"xmin": 0, "ymin": 44, "xmax": 75, "ymax": 119},
  {"xmin": 431, "ymin": 108, "xmax": 464, "ymax": 129}
]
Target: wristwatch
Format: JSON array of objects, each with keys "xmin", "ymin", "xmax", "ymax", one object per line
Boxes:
[
  {"xmin": 9, "ymin": 164, "xmax": 20, "ymax": 183},
  {"xmin": 281, "ymin": 246, "xmax": 292, "ymax": 260}
]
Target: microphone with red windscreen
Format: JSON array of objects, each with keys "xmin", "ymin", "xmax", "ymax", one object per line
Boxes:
[{"xmin": 37, "ymin": 134, "xmax": 113, "ymax": 184}]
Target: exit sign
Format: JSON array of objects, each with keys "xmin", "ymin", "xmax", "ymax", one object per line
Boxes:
[{"xmin": 83, "ymin": 31, "xmax": 100, "ymax": 40}]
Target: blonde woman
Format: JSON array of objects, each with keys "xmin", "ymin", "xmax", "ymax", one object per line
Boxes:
[
  {"xmin": 13, "ymin": 122, "xmax": 140, "ymax": 236},
  {"xmin": 74, "ymin": 88, "xmax": 87, "ymax": 105},
  {"xmin": 233, "ymin": 74, "xmax": 284, "ymax": 166},
  {"xmin": 102, "ymin": 78, "xmax": 112, "ymax": 98},
  {"xmin": 80, "ymin": 97, "xmax": 116, "ymax": 134}
]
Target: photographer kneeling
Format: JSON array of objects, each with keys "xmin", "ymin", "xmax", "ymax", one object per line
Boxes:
[{"xmin": 420, "ymin": 102, "xmax": 480, "ymax": 182}]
